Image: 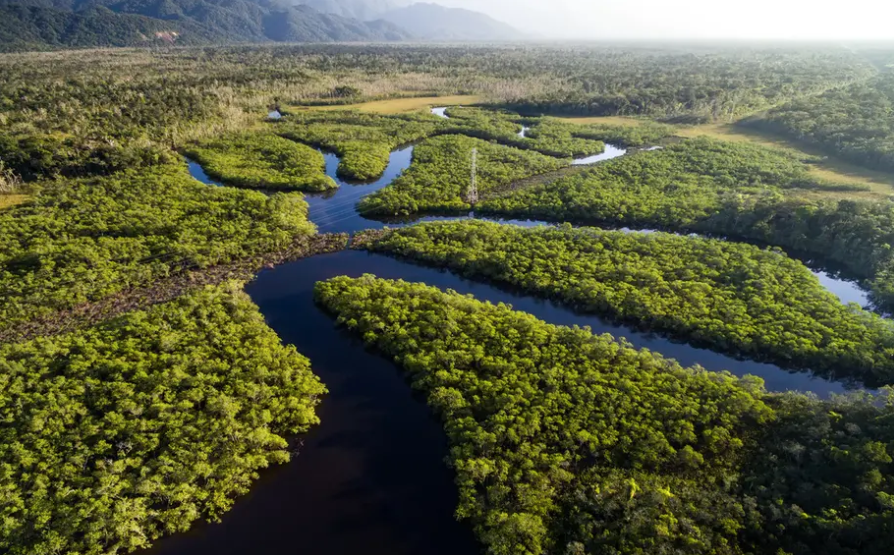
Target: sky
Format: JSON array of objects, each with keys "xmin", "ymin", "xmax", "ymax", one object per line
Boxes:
[{"xmin": 422, "ymin": 0, "xmax": 894, "ymax": 41}]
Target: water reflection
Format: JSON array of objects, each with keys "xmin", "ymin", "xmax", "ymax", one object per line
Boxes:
[
  {"xmin": 185, "ymin": 157, "xmax": 223, "ymax": 187},
  {"xmin": 305, "ymin": 146, "xmax": 416, "ymax": 235},
  {"xmin": 185, "ymin": 141, "xmax": 871, "ymax": 311},
  {"xmin": 572, "ymin": 143, "xmax": 629, "ymax": 164}
]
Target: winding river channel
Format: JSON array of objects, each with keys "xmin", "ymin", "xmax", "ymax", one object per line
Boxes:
[{"xmin": 159, "ymin": 108, "xmax": 875, "ymax": 555}]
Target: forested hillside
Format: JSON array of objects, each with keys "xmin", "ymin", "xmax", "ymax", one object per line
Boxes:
[
  {"xmin": 296, "ymin": 0, "xmax": 398, "ymax": 21},
  {"xmin": 378, "ymin": 2, "xmax": 523, "ymax": 41},
  {"xmin": 0, "ymin": 0, "xmax": 412, "ymax": 51},
  {"xmin": 0, "ymin": 4, "xmax": 212, "ymax": 50}
]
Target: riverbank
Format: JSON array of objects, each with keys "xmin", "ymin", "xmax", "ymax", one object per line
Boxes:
[{"xmin": 0, "ymin": 233, "xmax": 348, "ymax": 344}]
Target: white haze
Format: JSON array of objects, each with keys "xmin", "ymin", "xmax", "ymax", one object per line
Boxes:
[{"xmin": 421, "ymin": 0, "xmax": 894, "ymax": 41}]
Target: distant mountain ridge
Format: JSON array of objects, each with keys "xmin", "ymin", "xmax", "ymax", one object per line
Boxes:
[
  {"xmin": 296, "ymin": 0, "xmax": 524, "ymax": 42},
  {"xmin": 0, "ymin": 0, "xmax": 413, "ymax": 51},
  {"xmin": 0, "ymin": 0, "xmax": 525, "ymax": 51},
  {"xmin": 296, "ymin": 0, "xmax": 399, "ymax": 22},
  {"xmin": 378, "ymin": 2, "xmax": 523, "ymax": 41}
]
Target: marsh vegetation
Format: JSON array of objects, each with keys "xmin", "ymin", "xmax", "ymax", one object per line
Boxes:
[{"xmin": 2, "ymin": 42, "xmax": 894, "ymax": 555}]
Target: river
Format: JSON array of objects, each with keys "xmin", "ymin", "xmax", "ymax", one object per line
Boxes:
[{"xmin": 159, "ymin": 107, "xmax": 875, "ymax": 555}]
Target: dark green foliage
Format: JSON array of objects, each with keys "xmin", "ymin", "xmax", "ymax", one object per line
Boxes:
[
  {"xmin": 0, "ymin": 0, "xmax": 413, "ymax": 51},
  {"xmin": 702, "ymin": 196, "xmax": 894, "ymax": 312},
  {"xmin": 0, "ymin": 4, "xmax": 209, "ymax": 52},
  {"xmin": 359, "ymin": 221, "xmax": 894, "ymax": 385},
  {"xmin": 0, "ymin": 163, "xmax": 315, "ymax": 330},
  {"xmin": 743, "ymin": 393, "xmax": 894, "ymax": 555},
  {"xmin": 478, "ymin": 138, "xmax": 894, "ymax": 311},
  {"xmin": 0, "ymin": 281, "xmax": 326, "ymax": 555},
  {"xmin": 443, "ymin": 107, "xmax": 608, "ymax": 157},
  {"xmin": 745, "ymin": 72, "xmax": 894, "ymax": 173},
  {"xmin": 331, "ymin": 85, "xmax": 363, "ymax": 98},
  {"xmin": 556, "ymin": 119, "xmax": 677, "ymax": 148},
  {"xmin": 316, "ymin": 275, "xmax": 894, "ymax": 555},
  {"xmin": 182, "ymin": 132, "xmax": 336, "ymax": 191},
  {"xmin": 0, "ymin": 132, "xmax": 176, "ymax": 182},
  {"xmin": 517, "ymin": 118, "xmax": 607, "ymax": 156},
  {"xmin": 358, "ymin": 135, "xmax": 568, "ymax": 216},
  {"xmin": 437, "ymin": 106, "xmax": 527, "ymax": 145},
  {"xmin": 277, "ymin": 107, "xmax": 621, "ymax": 184},
  {"xmin": 480, "ymin": 137, "xmax": 841, "ymax": 228},
  {"xmin": 315, "ymin": 275, "xmax": 774, "ymax": 555}
]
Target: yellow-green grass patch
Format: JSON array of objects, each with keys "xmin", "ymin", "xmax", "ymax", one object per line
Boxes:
[
  {"xmin": 555, "ymin": 116, "xmax": 648, "ymax": 127},
  {"xmin": 676, "ymin": 123, "xmax": 894, "ymax": 199},
  {"xmin": 0, "ymin": 194, "xmax": 28, "ymax": 210},
  {"xmin": 298, "ymin": 95, "xmax": 486, "ymax": 114}
]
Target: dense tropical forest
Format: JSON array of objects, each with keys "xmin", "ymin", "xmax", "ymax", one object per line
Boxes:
[
  {"xmin": 1, "ymin": 282, "xmax": 326, "ymax": 555},
  {"xmin": 182, "ymin": 131, "xmax": 337, "ymax": 191},
  {"xmin": 358, "ymin": 135, "xmax": 569, "ymax": 215},
  {"xmin": 0, "ymin": 164, "xmax": 320, "ymax": 333},
  {"xmin": 744, "ymin": 72, "xmax": 894, "ymax": 173},
  {"xmin": 3, "ymin": 42, "xmax": 894, "ymax": 555},
  {"xmin": 316, "ymin": 275, "xmax": 894, "ymax": 555},
  {"xmin": 476, "ymin": 138, "xmax": 894, "ymax": 312},
  {"xmin": 355, "ymin": 221, "xmax": 894, "ymax": 384}
]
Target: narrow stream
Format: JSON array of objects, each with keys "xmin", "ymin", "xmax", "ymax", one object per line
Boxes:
[
  {"xmin": 185, "ymin": 113, "xmax": 872, "ymax": 313},
  {"xmin": 157, "ymin": 108, "xmax": 880, "ymax": 555},
  {"xmin": 186, "ymin": 158, "xmax": 223, "ymax": 187}
]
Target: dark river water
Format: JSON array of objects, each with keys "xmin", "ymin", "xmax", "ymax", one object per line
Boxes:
[{"xmin": 162, "ymin": 109, "xmax": 876, "ymax": 555}]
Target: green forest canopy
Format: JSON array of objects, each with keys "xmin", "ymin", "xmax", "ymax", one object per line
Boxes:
[
  {"xmin": 745, "ymin": 71, "xmax": 894, "ymax": 174},
  {"xmin": 182, "ymin": 131, "xmax": 337, "ymax": 192},
  {"xmin": 477, "ymin": 138, "xmax": 894, "ymax": 312},
  {"xmin": 0, "ymin": 282, "xmax": 326, "ymax": 555},
  {"xmin": 358, "ymin": 221, "xmax": 894, "ymax": 385},
  {"xmin": 316, "ymin": 275, "xmax": 894, "ymax": 555},
  {"xmin": 357, "ymin": 134, "xmax": 569, "ymax": 216},
  {"xmin": 0, "ymin": 163, "xmax": 315, "ymax": 330}
]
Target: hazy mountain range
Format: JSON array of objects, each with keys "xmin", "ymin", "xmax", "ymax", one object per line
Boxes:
[
  {"xmin": 297, "ymin": 0, "xmax": 523, "ymax": 40},
  {"xmin": 0, "ymin": 0, "xmax": 524, "ymax": 51}
]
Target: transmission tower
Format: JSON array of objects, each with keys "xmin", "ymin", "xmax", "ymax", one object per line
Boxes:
[{"xmin": 466, "ymin": 147, "xmax": 479, "ymax": 204}]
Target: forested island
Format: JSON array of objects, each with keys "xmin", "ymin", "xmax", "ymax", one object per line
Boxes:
[
  {"xmin": 316, "ymin": 275, "xmax": 894, "ymax": 555},
  {"xmin": 2, "ymin": 42, "xmax": 894, "ymax": 555}
]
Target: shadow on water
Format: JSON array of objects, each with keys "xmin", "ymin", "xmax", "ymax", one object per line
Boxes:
[
  {"xmin": 185, "ymin": 157, "xmax": 223, "ymax": 187},
  {"xmin": 157, "ymin": 113, "xmax": 879, "ymax": 555},
  {"xmin": 142, "ymin": 246, "xmax": 866, "ymax": 555},
  {"xmin": 145, "ymin": 250, "xmax": 481, "ymax": 555}
]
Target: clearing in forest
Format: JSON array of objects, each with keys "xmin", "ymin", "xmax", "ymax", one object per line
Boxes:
[
  {"xmin": 300, "ymin": 95, "xmax": 486, "ymax": 114},
  {"xmin": 0, "ymin": 194, "xmax": 28, "ymax": 210},
  {"xmin": 676, "ymin": 122, "xmax": 894, "ymax": 198}
]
